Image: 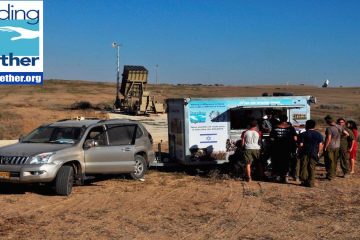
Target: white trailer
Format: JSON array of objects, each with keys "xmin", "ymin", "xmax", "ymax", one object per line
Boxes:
[{"xmin": 163, "ymin": 96, "xmax": 315, "ymax": 165}]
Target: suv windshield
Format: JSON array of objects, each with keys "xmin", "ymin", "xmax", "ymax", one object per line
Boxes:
[{"xmin": 22, "ymin": 126, "xmax": 84, "ymax": 144}]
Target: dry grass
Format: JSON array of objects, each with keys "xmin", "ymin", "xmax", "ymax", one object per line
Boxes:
[
  {"xmin": 0, "ymin": 80, "xmax": 113, "ymax": 138},
  {"xmin": 0, "ymin": 80, "xmax": 359, "ymax": 138},
  {"xmin": 0, "ymin": 111, "xmax": 23, "ymax": 139}
]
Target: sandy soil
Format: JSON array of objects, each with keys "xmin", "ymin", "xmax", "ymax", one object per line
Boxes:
[
  {"xmin": 0, "ymin": 168, "xmax": 359, "ymax": 239},
  {"xmin": 0, "ymin": 81, "xmax": 359, "ymax": 239},
  {"xmin": 0, "ymin": 140, "xmax": 17, "ymax": 147}
]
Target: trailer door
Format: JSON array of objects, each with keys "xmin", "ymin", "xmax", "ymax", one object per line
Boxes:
[{"xmin": 167, "ymin": 99, "xmax": 186, "ymax": 162}]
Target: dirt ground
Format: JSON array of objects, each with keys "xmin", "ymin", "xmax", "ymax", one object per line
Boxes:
[
  {"xmin": 0, "ymin": 80, "xmax": 359, "ymax": 239},
  {"xmin": 1, "ymin": 167, "xmax": 359, "ymax": 239}
]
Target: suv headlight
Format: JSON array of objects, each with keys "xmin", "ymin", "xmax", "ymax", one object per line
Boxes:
[{"xmin": 29, "ymin": 152, "xmax": 55, "ymax": 164}]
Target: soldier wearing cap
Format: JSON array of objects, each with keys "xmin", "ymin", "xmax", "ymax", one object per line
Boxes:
[{"xmin": 324, "ymin": 115, "xmax": 349, "ymax": 180}]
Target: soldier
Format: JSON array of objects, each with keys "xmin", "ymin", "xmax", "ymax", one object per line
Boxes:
[
  {"xmin": 298, "ymin": 120, "xmax": 324, "ymax": 187},
  {"xmin": 324, "ymin": 115, "xmax": 349, "ymax": 180},
  {"xmin": 336, "ymin": 118, "xmax": 355, "ymax": 178}
]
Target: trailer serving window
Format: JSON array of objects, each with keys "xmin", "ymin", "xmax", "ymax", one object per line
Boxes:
[{"xmin": 229, "ymin": 106, "xmax": 303, "ymax": 130}]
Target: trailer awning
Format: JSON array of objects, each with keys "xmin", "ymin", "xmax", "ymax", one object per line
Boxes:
[{"xmin": 230, "ymin": 105, "xmax": 305, "ymax": 110}]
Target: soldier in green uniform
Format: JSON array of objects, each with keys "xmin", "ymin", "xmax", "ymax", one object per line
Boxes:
[
  {"xmin": 336, "ymin": 118, "xmax": 355, "ymax": 178},
  {"xmin": 324, "ymin": 115, "xmax": 345, "ymax": 180}
]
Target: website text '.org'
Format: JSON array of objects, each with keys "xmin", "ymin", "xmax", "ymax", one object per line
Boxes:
[{"xmin": 0, "ymin": 73, "xmax": 42, "ymax": 84}]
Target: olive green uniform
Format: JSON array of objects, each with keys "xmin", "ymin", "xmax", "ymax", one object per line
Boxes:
[
  {"xmin": 338, "ymin": 127, "xmax": 355, "ymax": 175},
  {"xmin": 243, "ymin": 149, "xmax": 261, "ymax": 164},
  {"xmin": 300, "ymin": 155, "xmax": 317, "ymax": 187},
  {"xmin": 299, "ymin": 129, "xmax": 323, "ymax": 187},
  {"xmin": 324, "ymin": 149, "xmax": 339, "ymax": 179},
  {"xmin": 324, "ymin": 124, "xmax": 341, "ymax": 180}
]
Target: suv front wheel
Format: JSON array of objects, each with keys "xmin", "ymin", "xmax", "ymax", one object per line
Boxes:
[
  {"xmin": 55, "ymin": 165, "xmax": 74, "ymax": 196},
  {"xmin": 130, "ymin": 155, "xmax": 147, "ymax": 180}
]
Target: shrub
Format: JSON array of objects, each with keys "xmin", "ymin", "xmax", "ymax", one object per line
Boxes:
[{"xmin": 70, "ymin": 101, "xmax": 93, "ymax": 110}]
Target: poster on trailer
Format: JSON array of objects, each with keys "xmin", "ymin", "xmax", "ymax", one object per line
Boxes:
[{"xmin": 188, "ymin": 100, "xmax": 229, "ymax": 152}]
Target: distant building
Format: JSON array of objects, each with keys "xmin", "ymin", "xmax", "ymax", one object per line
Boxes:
[{"xmin": 322, "ymin": 79, "xmax": 330, "ymax": 88}]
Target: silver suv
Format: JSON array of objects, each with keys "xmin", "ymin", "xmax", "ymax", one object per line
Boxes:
[{"xmin": 0, "ymin": 118, "xmax": 155, "ymax": 195}]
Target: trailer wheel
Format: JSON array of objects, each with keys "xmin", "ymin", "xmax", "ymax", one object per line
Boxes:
[
  {"xmin": 130, "ymin": 155, "xmax": 147, "ymax": 180},
  {"xmin": 55, "ymin": 166, "xmax": 74, "ymax": 196}
]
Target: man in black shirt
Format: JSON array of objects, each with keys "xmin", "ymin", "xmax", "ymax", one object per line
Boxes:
[{"xmin": 270, "ymin": 114, "xmax": 297, "ymax": 183}]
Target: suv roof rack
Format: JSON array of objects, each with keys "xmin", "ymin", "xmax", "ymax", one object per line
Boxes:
[
  {"xmin": 57, "ymin": 116, "xmax": 101, "ymax": 122},
  {"xmin": 97, "ymin": 119, "xmax": 134, "ymax": 123}
]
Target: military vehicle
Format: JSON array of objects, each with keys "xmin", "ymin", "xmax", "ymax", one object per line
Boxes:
[{"xmin": 114, "ymin": 65, "xmax": 164, "ymax": 115}]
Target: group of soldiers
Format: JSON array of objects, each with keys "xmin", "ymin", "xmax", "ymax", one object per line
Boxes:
[{"xmin": 240, "ymin": 114, "xmax": 358, "ymax": 187}]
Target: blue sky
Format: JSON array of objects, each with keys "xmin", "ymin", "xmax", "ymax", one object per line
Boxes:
[{"xmin": 44, "ymin": 0, "xmax": 360, "ymax": 86}]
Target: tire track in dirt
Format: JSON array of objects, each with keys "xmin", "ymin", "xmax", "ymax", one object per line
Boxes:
[
  {"xmin": 19, "ymin": 180, "xmax": 163, "ymax": 239},
  {"xmin": 18, "ymin": 182, "xmax": 140, "ymax": 238},
  {"xmin": 72, "ymin": 177, "xmax": 190, "ymax": 238},
  {"xmin": 261, "ymin": 183, "xmax": 312, "ymax": 240},
  {"xmin": 178, "ymin": 180, "xmax": 245, "ymax": 240},
  {"xmin": 12, "ymin": 176, "xmax": 186, "ymax": 238},
  {"xmin": 272, "ymin": 177, "xmax": 359, "ymax": 240},
  {"xmin": 291, "ymin": 180, "xmax": 359, "ymax": 240},
  {"xmin": 120, "ymin": 179, "xmax": 189, "ymax": 217},
  {"xmin": 156, "ymin": 180, "xmax": 202, "ymax": 237},
  {"xmin": 178, "ymin": 180, "xmax": 230, "ymax": 239},
  {"xmin": 205, "ymin": 180, "xmax": 246, "ymax": 239},
  {"xmin": 0, "ymin": 186, "xmax": 101, "ymax": 238},
  {"xmin": 72, "ymin": 183, "xmax": 125, "ymax": 239},
  {"xmin": 1, "ymin": 183, "xmax": 112, "ymax": 217},
  {"xmin": 110, "ymin": 177, "xmax": 232, "ymax": 239},
  {"xmin": 241, "ymin": 182, "xmax": 317, "ymax": 240},
  {"xmin": 253, "ymin": 179, "xmax": 352, "ymax": 240},
  {"xmin": 10, "ymin": 180, "xmax": 125, "ymax": 224},
  {"xmin": 18, "ymin": 193, "xmax": 81, "ymax": 216},
  {"xmin": 209, "ymin": 181, "xmax": 263, "ymax": 239},
  {"xmin": 182, "ymin": 179, "xmax": 263, "ymax": 239},
  {"xmin": 104, "ymin": 178, "xmax": 196, "ymax": 239},
  {"xmin": 230, "ymin": 182, "xmax": 264, "ymax": 238}
]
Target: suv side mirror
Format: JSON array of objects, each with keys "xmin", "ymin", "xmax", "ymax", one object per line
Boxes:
[{"xmin": 84, "ymin": 139, "xmax": 99, "ymax": 149}]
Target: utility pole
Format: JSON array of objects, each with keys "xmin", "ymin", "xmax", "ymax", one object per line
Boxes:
[
  {"xmin": 112, "ymin": 42, "xmax": 121, "ymax": 109},
  {"xmin": 155, "ymin": 64, "xmax": 159, "ymax": 85}
]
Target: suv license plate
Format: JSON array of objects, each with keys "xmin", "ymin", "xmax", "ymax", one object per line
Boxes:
[{"xmin": 0, "ymin": 172, "xmax": 10, "ymax": 179}]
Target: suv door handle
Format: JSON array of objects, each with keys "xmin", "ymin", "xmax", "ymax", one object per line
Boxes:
[{"xmin": 123, "ymin": 147, "xmax": 131, "ymax": 152}]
